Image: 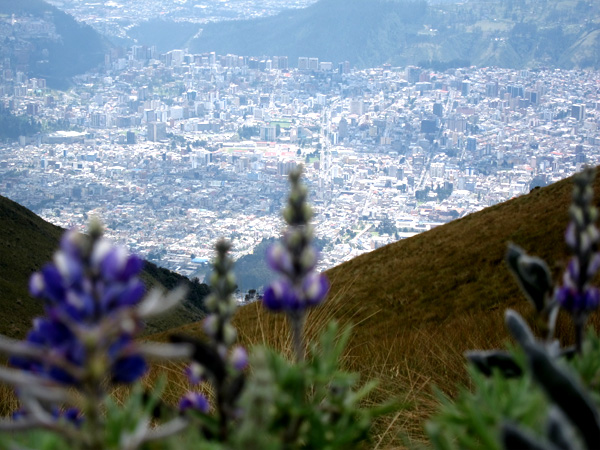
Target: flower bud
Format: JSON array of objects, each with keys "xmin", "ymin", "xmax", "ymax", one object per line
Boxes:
[
  {"xmin": 185, "ymin": 362, "xmax": 204, "ymax": 385},
  {"xmin": 179, "ymin": 392, "xmax": 209, "ymax": 414},
  {"xmin": 222, "ymin": 323, "xmax": 237, "ymax": 346},
  {"xmin": 299, "ymin": 247, "xmax": 317, "ymax": 272},
  {"xmin": 570, "ymin": 205, "xmax": 585, "ymax": 227},
  {"xmin": 230, "ymin": 346, "xmax": 248, "ymax": 371},
  {"xmin": 267, "ymin": 243, "xmax": 292, "ymax": 274},
  {"xmin": 203, "ymin": 314, "xmax": 218, "ymax": 337},
  {"xmin": 302, "ymin": 203, "xmax": 313, "ymax": 221}
]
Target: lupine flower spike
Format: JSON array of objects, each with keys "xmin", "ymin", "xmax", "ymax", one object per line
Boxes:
[
  {"xmin": 172, "ymin": 240, "xmax": 246, "ymax": 442},
  {"xmin": 556, "ymin": 167, "xmax": 600, "ymax": 352},
  {"xmin": 0, "ymin": 222, "xmax": 192, "ymax": 449},
  {"xmin": 263, "ymin": 167, "xmax": 329, "ymax": 361}
]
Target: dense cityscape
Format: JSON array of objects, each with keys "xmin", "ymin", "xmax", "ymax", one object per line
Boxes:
[{"xmin": 1, "ymin": 10, "xmax": 599, "ymax": 285}]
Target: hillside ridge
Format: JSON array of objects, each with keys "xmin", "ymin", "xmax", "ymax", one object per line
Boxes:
[{"xmin": 186, "ymin": 0, "xmax": 600, "ymax": 69}]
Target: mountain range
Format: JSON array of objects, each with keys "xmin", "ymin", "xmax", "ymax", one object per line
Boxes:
[
  {"xmin": 6, "ymin": 0, "xmax": 600, "ymax": 87},
  {"xmin": 0, "ymin": 0, "xmax": 108, "ymax": 89},
  {"xmin": 189, "ymin": 0, "xmax": 600, "ymax": 69}
]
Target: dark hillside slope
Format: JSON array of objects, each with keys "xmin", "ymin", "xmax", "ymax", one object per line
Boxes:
[{"xmin": 0, "ymin": 195, "xmax": 208, "ymax": 338}]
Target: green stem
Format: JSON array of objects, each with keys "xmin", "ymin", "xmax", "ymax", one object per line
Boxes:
[
  {"xmin": 575, "ymin": 313, "xmax": 586, "ymax": 355},
  {"xmin": 289, "ymin": 311, "xmax": 305, "ymax": 363}
]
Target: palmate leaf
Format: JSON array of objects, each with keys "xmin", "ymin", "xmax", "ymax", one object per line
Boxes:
[
  {"xmin": 506, "ymin": 244, "xmax": 553, "ymax": 314},
  {"xmin": 465, "ymin": 350, "xmax": 523, "ymax": 378},
  {"xmin": 506, "ymin": 310, "xmax": 600, "ymax": 450}
]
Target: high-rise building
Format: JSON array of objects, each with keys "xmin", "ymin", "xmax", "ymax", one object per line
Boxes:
[
  {"xmin": 430, "ymin": 162, "xmax": 445, "ymax": 179},
  {"xmin": 572, "ymin": 103, "xmax": 586, "ymax": 121},
  {"xmin": 466, "ymin": 137, "xmax": 477, "ymax": 152},
  {"xmin": 405, "ymin": 66, "xmax": 421, "ymax": 84},
  {"xmin": 147, "ymin": 122, "xmax": 167, "ymax": 142},
  {"xmin": 298, "ymin": 57, "xmax": 308, "ymax": 70},
  {"xmin": 260, "ymin": 125, "xmax": 277, "ymax": 141},
  {"xmin": 461, "ymin": 80, "xmax": 471, "ymax": 97}
]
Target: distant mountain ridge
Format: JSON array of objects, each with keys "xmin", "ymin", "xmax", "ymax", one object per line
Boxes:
[
  {"xmin": 0, "ymin": 194, "xmax": 208, "ymax": 339},
  {"xmin": 0, "ymin": 0, "xmax": 108, "ymax": 88},
  {"xmin": 186, "ymin": 0, "xmax": 600, "ymax": 69}
]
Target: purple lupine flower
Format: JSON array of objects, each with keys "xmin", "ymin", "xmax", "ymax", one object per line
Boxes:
[
  {"xmin": 262, "ymin": 167, "xmax": 329, "ymax": 361},
  {"xmin": 179, "ymin": 391, "xmax": 210, "ymax": 414},
  {"xmin": 2, "ymin": 223, "xmax": 193, "ymax": 448},
  {"xmin": 263, "ymin": 168, "xmax": 330, "ymax": 314},
  {"xmin": 556, "ymin": 285, "xmax": 600, "ymax": 313},
  {"xmin": 173, "ymin": 240, "xmax": 246, "ymax": 441},
  {"xmin": 554, "ymin": 168, "xmax": 600, "ymax": 352},
  {"xmin": 11, "ymin": 228, "xmax": 148, "ymax": 386}
]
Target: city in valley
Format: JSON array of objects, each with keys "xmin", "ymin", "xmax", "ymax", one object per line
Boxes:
[{"xmin": 1, "ymin": 37, "xmax": 599, "ymax": 284}]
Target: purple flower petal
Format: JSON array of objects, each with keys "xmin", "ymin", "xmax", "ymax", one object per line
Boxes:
[
  {"xmin": 111, "ymin": 354, "xmax": 147, "ymax": 383},
  {"xmin": 179, "ymin": 392, "xmax": 209, "ymax": 413},
  {"xmin": 60, "ymin": 229, "xmax": 82, "ymax": 259},
  {"xmin": 100, "ymin": 247, "xmax": 129, "ymax": 281},
  {"xmin": 29, "ymin": 272, "xmax": 45, "ymax": 298},
  {"xmin": 121, "ymin": 255, "xmax": 143, "ymax": 280},
  {"xmin": 565, "ymin": 222, "xmax": 577, "ymax": 249},
  {"xmin": 263, "ymin": 279, "xmax": 296, "ymax": 311},
  {"xmin": 302, "ymin": 272, "xmax": 329, "ymax": 306},
  {"xmin": 41, "ymin": 264, "xmax": 66, "ymax": 303},
  {"xmin": 266, "ymin": 243, "xmax": 293, "ymax": 274},
  {"xmin": 185, "ymin": 362, "xmax": 204, "ymax": 386},
  {"xmin": 230, "ymin": 346, "xmax": 248, "ymax": 371}
]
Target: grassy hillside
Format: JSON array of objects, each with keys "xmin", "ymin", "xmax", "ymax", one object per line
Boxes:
[
  {"xmin": 156, "ymin": 171, "xmax": 600, "ymax": 446},
  {"xmin": 0, "ymin": 195, "xmax": 208, "ymax": 339}
]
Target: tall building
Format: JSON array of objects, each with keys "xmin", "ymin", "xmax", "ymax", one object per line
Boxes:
[
  {"xmin": 466, "ymin": 137, "xmax": 477, "ymax": 152},
  {"xmin": 147, "ymin": 122, "xmax": 167, "ymax": 142},
  {"xmin": 298, "ymin": 57, "xmax": 308, "ymax": 70},
  {"xmin": 430, "ymin": 162, "xmax": 445, "ymax": 179},
  {"xmin": 405, "ymin": 66, "xmax": 421, "ymax": 84},
  {"xmin": 260, "ymin": 125, "xmax": 276, "ymax": 141},
  {"xmin": 572, "ymin": 103, "xmax": 586, "ymax": 121},
  {"xmin": 461, "ymin": 80, "xmax": 471, "ymax": 97}
]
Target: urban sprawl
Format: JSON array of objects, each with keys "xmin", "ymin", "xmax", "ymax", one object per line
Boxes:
[{"xmin": 1, "ymin": 41, "xmax": 599, "ymax": 282}]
